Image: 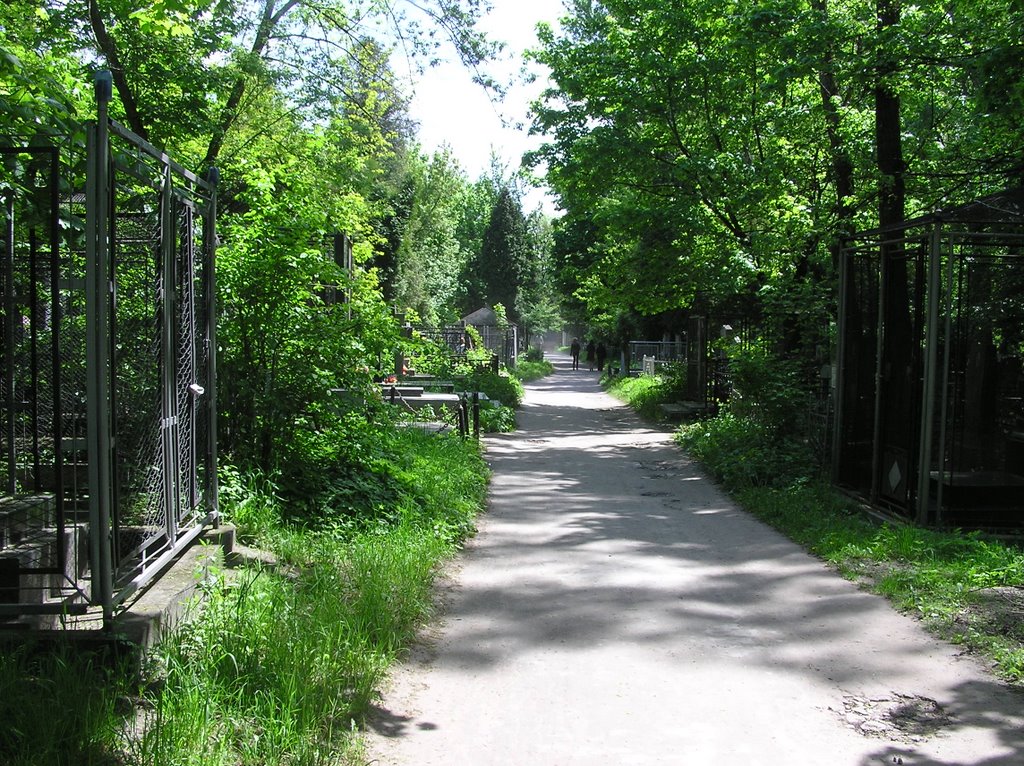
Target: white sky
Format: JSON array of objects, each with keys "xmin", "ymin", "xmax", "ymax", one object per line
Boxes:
[{"xmin": 401, "ymin": 0, "xmax": 565, "ymax": 216}]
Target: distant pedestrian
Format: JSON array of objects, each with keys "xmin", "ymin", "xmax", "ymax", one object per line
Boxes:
[
  {"xmin": 570, "ymin": 337, "xmax": 581, "ymax": 370},
  {"xmin": 585, "ymin": 340, "xmax": 596, "ymax": 371},
  {"xmin": 596, "ymin": 342, "xmax": 607, "ymax": 371}
]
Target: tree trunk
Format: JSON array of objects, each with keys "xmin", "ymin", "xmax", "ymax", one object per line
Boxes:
[
  {"xmin": 876, "ymin": 0, "xmax": 905, "ymax": 228},
  {"xmin": 88, "ymin": 0, "xmax": 149, "ymax": 140},
  {"xmin": 811, "ymin": 0, "xmax": 854, "ymax": 273}
]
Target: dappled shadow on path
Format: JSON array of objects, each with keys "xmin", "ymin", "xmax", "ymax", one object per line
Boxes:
[{"xmin": 368, "ymin": 359, "xmax": 1024, "ymax": 762}]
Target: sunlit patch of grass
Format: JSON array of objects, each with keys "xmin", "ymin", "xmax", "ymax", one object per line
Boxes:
[
  {"xmin": 606, "ymin": 374, "xmax": 665, "ymax": 419},
  {"xmin": 512, "ymin": 360, "xmax": 553, "ymax": 382}
]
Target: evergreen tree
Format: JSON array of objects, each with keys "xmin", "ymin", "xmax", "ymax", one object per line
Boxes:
[{"xmin": 475, "ymin": 187, "xmax": 529, "ymax": 321}]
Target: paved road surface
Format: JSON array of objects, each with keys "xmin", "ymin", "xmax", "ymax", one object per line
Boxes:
[{"xmin": 365, "ymin": 355, "xmax": 1024, "ymax": 765}]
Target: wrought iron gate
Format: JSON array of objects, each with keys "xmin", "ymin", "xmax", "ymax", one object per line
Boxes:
[
  {"xmin": 86, "ymin": 73, "xmax": 219, "ymax": 620},
  {"xmin": 0, "ymin": 72, "xmax": 219, "ymax": 625}
]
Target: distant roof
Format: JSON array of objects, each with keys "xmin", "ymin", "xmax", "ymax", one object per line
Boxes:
[{"xmin": 461, "ymin": 306, "xmax": 498, "ymax": 326}]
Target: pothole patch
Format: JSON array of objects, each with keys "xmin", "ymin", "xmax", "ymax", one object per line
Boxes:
[{"xmin": 835, "ymin": 692, "xmax": 953, "ymax": 742}]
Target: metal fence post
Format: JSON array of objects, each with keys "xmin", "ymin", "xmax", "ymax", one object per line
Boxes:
[
  {"xmin": 472, "ymin": 391, "xmax": 480, "ymax": 439},
  {"xmin": 914, "ymin": 224, "xmax": 943, "ymax": 524},
  {"xmin": 205, "ymin": 167, "xmax": 219, "ymax": 521},
  {"xmin": 86, "ymin": 71, "xmax": 115, "ymax": 624},
  {"xmin": 160, "ymin": 164, "xmax": 180, "ymax": 543},
  {"xmin": 3, "ymin": 192, "xmax": 15, "ymax": 494}
]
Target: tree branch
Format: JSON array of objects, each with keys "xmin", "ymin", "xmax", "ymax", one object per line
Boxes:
[{"xmin": 88, "ymin": 0, "xmax": 149, "ymax": 139}]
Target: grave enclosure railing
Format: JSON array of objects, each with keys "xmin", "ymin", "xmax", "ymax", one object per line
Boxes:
[
  {"xmin": 833, "ymin": 189, "xmax": 1024, "ymax": 529},
  {"xmin": 1, "ymin": 72, "xmax": 219, "ymax": 626}
]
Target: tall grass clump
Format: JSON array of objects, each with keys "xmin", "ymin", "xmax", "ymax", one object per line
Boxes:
[
  {"xmin": 133, "ymin": 536, "xmax": 405, "ymax": 765},
  {"xmin": 0, "ymin": 643, "xmax": 129, "ymax": 766},
  {"xmin": 606, "ymin": 373, "xmax": 663, "ymax": 420},
  {"xmin": 512, "ymin": 359, "xmax": 553, "ymax": 383},
  {"xmin": 128, "ymin": 424, "xmax": 489, "ymax": 764}
]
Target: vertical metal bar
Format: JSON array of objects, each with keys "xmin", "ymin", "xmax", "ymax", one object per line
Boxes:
[
  {"xmin": 472, "ymin": 391, "xmax": 480, "ymax": 439},
  {"xmin": 4, "ymin": 192, "xmax": 16, "ymax": 494},
  {"xmin": 831, "ymin": 241, "xmax": 850, "ymax": 484},
  {"xmin": 160, "ymin": 164, "xmax": 179, "ymax": 543},
  {"xmin": 184, "ymin": 203, "xmax": 198, "ymax": 511},
  {"xmin": 107, "ymin": 150, "xmax": 120, "ymax": 573},
  {"xmin": 869, "ymin": 235, "xmax": 888, "ymax": 503},
  {"xmin": 204, "ymin": 167, "xmax": 219, "ymax": 521},
  {"xmin": 47, "ymin": 143, "xmax": 65, "ymax": 573},
  {"xmin": 915, "ymin": 223, "xmax": 943, "ymax": 524},
  {"xmin": 86, "ymin": 71, "xmax": 115, "ymax": 624},
  {"xmin": 29, "ymin": 228, "xmax": 40, "ymax": 489},
  {"xmin": 48, "ymin": 145, "xmax": 64, "ymax": 557},
  {"xmin": 933, "ymin": 234, "xmax": 957, "ymax": 526}
]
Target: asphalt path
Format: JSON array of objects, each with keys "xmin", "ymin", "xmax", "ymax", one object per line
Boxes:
[{"xmin": 365, "ymin": 354, "xmax": 1024, "ymax": 765}]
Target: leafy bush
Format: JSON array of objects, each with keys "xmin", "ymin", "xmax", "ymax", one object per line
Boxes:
[
  {"xmin": 524, "ymin": 346, "xmax": 545, "ymax": 361},
  {"xmin": 461, "ymin": 369, "xmax": 524, "ymax": 408},
  {"xmin": 727, "ymin": 345, "xmax": 814, "ymax": 437},
  {"xmin": 479, "ymin": 404, "xmax": 517, "ymax": 433},
  {"xmin": 513, "ymin": 359, "xmax": 553, "ymax": 382},
  {"xmin": 222, "ymin": 410, "xmax": 487, "ymax": 545},
  {"xmin": 675, "ymin": 409, "xmax": 815, "ymax": 489},
  {"xmin": 606, "ymin": 374, "xmax": 665, "ymax": 420},
  {"xmin": 657, "ymin": 361, "xmax": 689, "ymax": 400}
]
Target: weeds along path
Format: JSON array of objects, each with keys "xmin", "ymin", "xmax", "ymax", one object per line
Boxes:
[{"xmin": 364, "ymin": 354, "xmax": 1024, "ymax": 765}]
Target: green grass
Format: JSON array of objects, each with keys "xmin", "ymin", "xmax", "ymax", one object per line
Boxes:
[
  {"xmin": 605, "ymin": 373, "xmax": 665, "ymax": 420},
  {"xmin": 512, "ymin": 359, "xmax": 553, "ymax": 383},
  {"xmin": 0, "ymin": 642, "xmax": 130, "ymax": 765},
  {"xmin": 0, "ymin": 425, "xmax": 490, "ymax": 765},
  {"xmin": 130, "ymin": 522, "xmax": 443, "ymax": 765}
]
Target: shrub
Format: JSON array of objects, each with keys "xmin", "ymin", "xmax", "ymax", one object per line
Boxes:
[
  {"xmin": 479, "ymin": 404, "xmax": 517, "ymax": 433},
  {"xmin": 606, "ymin": 374, "xmax": 665, "ymax": 420},
  {"xmin": 675, "ymin": 409, "xmax": 815, "ymax": 490},
  {"xmin": 461, "ymin": 369, "xmax": 524, "ymax": 408},
  {"xmin": 513, "ymin": 359, "xmax": 553, "ymax": 382},
  {"xmin": 727, "ymin": 346, "xmax": 813, "ymax": 438}
]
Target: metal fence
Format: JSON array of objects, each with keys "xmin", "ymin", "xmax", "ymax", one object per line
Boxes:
[
  {"xmin": 0, "ymin": 72, "xmax": 219, "ymax": 626},
  {"xmin": 0, "ymin": 140, "xmax": 89, "ymax": 616},
  {"xmin": 833, "ymin": 189, "xmax": 1024, "ymax": 529},
  {"xmin": 630, "ymin": 339, "xmax": 686, "ymax": 365}
]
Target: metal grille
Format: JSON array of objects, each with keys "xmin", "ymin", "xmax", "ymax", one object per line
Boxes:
[
  {"xmin": 0, "ymin": 142, "xmax": 90, "ymax": 615},
  {"xmin": 834, "ymin": 190, "xmax": 1024, "ymax": 529},
  {"xmin": 90, "ymin": 112, "xmax": 219, "ymax": 610},
  {"xmin": 1, "ymin": 75, "xmax": 219, "ymax": 624}
]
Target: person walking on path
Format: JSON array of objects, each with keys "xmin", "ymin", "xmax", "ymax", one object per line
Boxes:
[
  {"xmin": 366, "ymin": 366, "xmax": 1024, "ymax": 765},
  {"xmin": 585, "ymin": 339, "xmax": 596, "ymax": 371},
  {"xmin": 595, "ymin": 340, "xmax": 607, "ymax": 371},
  {"xmin": 570, "ymin": 337, "xmax": 581, "ymax": 370}
]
